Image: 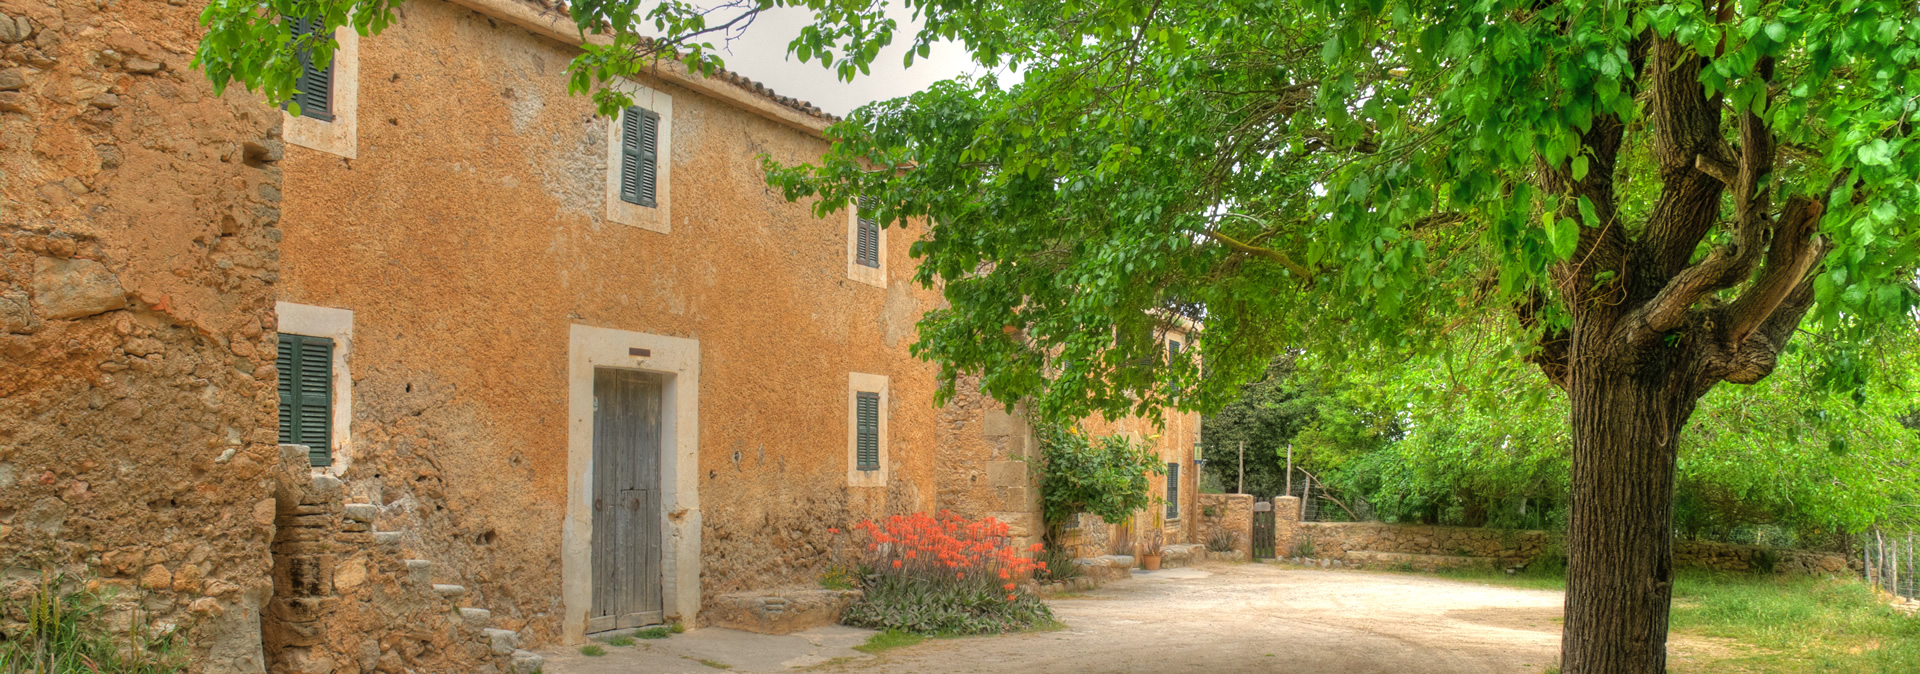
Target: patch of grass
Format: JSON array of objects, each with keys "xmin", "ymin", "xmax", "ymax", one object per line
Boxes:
[
  {"xmin": 1669, "ymin": 572, "xmax": 1920, "ymax": 672},
  {"xmin": 821, "ymin": 565, "xmax": 861, "ymax": 591},
  {"xmin": 0, "ymin": 571, "xmax": 186, "ymax": 674},
  {"xmin": 1414, "ymin": 566, "xmax": 1920, "ymax": 672},
  {"xmin": 636, "ymin": 625, "xmax": 673, "ymax": 639},
  {"xmin": 579, "ymin": 644, "xmax": 606, "ymax": 657},
  {"xmin": 853, "ymin": 630, "xmax": 926, "ymax": 654},
  {"xmin": 606, "ymin": 635, "xmax": 635, "ymax": 647}
]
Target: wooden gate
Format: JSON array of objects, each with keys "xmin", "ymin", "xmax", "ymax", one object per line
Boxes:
[
  {"xmin": 1251, "ymin": 503, "xmax": 1276, "ymax": 559},
  {"xmin": 589, "ymin": 368, "xmax": 664, "ymax": 632}
]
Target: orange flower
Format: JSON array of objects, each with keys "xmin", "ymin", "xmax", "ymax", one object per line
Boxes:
[
  {"xmin": 829, "ymin": 528, "xmax": 840, "ymax": 534},
  {"xmin": 956, "ymin": 572, "xmax": 964, "ymax": 580},
  {"xmin": 1029, "ymin": 543, "xmax": 1044, "ymax": 552},
  {"xmin": 1006, "ymin": 594, "xmax": 1017, "ymax": 601},
  {"xmin": 1003, "ymin": 583, "xmax": 1016, "ymax": 591},
  {"xmin": 892, "ymin": 560, "xmax": 903, "ymax": 569},
  {"xmin": 998, "ymin": 569, "xmax": 1010, "ymax": 580}
]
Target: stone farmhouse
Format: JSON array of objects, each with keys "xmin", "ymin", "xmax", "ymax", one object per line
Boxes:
[{"xmin": 0, "ymin": 0, "xmax": 1196, "ymax": 671}]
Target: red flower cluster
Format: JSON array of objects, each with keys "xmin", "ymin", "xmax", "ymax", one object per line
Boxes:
[{"xmin": 847, "ymin": 510, "xmax": 1044, "ymax": 600}]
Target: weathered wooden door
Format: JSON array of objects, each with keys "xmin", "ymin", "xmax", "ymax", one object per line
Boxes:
[
  {"xmin": 590, "ymin": 368, "xmax": 664, "ymax": 632},
  {"xmin": 1251, "ymin": 506, "xmax": 1276, "ymax": 559}
]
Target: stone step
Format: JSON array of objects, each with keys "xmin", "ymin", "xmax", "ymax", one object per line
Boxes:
[
  {"xmin": 342, "ymin": 503, "xmax": 381, "ymax": 523},
  {"xmin": 510, "ymin": 649, "xmax": 544, "ymax": 674},
  {"xmin": 483, "ymin": 628, "xmax": 520, "ymax": 655},
  {"xmin": 432, "ymin": 584, "xmax": 467, "ymax": 600},
  {"xmin": 404, "ymin": 559, "xmax": 434, "ymax": 585},
  {"xmin": 457, "ymin": 607, "xmax": 492, "ymax": 625}
]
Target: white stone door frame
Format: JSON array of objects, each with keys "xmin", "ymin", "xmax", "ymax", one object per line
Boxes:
[{"xmin": 562, "ymin": 324, "xmax": 701, "ymax": 642}]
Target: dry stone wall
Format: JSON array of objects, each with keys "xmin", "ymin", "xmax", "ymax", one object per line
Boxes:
[
  {"xmin": 0, "ymin": 0, "xmax": 283, "ymax": 669},
  {"xmin": 1290, "ymin": 521, "xmax": 1848, "ymax": 574},
  {"xmin": 1197, "ymin": 494, "xmax": 1253, "ymax": 560}
]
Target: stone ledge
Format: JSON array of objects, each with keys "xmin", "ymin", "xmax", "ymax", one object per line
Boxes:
[{"xmin": 706, "ymin": 588, "xmax": 862, "ymax": 635}]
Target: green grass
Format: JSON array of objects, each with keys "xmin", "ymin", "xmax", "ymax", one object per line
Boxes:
[
  {"xmin": 1412, "ymin": 567, "xmax": 1920, "ymax": 672},
  {"xmin": 579, "ymin": 644, "xmax": 606, "ymax": 657},
  {"xmin": 606, "ymin": 635, "xmax": 635, "ymax": 647},
  {"xmin": 853, "ymin": 630, "xmax": 926, "ymax": 654},
  {"xmin": 636, "ymin": 624, "xmax": 674, "ymax": 639}
]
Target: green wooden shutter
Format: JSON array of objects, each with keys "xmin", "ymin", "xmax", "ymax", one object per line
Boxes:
[
  {"xmin": 620, "ymin": 107, "xmax": 660, "ymax": 207},
  {"xmin": 1166, "ymin": 462, "xmax": 1180, "ymax": 520},
  {"xmin": 286, "ymin": 17, "xmax": 334, "ymax": 121},
  {"xmin": 855, "ymin": 392, "xmax": 880, "ymax": 471},
  {"xmin": 276, "ymin": 333, "xmax": 334, "ymax": 466},
  {"xmin": 856, "ymin": 197, "xmax": 879, "ymax": 268}
]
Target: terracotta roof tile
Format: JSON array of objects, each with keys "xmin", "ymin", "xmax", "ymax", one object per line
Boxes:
[{"xmin": 511, "ymin": 0, "xmax": 841, "ymax": 122}]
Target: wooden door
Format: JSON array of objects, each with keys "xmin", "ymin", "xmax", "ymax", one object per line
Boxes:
[
  {"xmin": 590, "ymin": 368, "xmax": 664, "ymax": 632},
  {"xmin": 1252, "ymin": 507, "xmax": 1277, "ymax": 559}
]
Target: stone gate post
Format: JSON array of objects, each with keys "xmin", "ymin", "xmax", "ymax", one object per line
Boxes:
[{"xmin": 1273, "ymin": 496, "xmax": 1301, "ymax": 558}]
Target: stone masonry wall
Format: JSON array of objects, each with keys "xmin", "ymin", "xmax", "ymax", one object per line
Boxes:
[
  {"xmin": 1291, "ymin": 521, "xmax": 1849, "ymax": 574},
  {"xmin": 1197, "ymin": 493, "xmax": 1253, "ymax": 560},
  {"xmin": 0, "ymin": 0, "xmax": 283, "ymax": 670}
]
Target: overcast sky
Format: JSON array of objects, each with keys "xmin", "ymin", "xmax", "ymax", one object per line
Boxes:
[{"xmin": 684, "ymin": 4, "xmax": 1006, "ymax": 117}]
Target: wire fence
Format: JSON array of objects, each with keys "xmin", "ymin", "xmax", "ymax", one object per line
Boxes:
[{"xmin": 1863, "ymin": 526, "xmax": 1917, "ymax": 602}]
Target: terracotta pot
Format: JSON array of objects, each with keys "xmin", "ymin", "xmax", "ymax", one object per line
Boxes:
[{"xmin": 1142, "ymin": 554, "xmax": 1163, "ymax": 571}]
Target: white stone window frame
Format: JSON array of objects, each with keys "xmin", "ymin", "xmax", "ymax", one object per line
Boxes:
[
  {"xmin": 562, "ymin": 324, "xmax": 701, "ymax": 643},
  {"xmin": 846, "ymin": 205, "xmax": 887, "ymax": 287},
  {"xmin": 275, "ymin": 302, "xmax": 354, "ymax": 476},
  {"xmin": 603, "ymin": 79, "xmax": 675, "ymax": 233},
  {"xmin": 846, "ymin": 372, "xmax": 890, "ymax": 487},
  {"xmin": 283, "ymin": 24, "xmax": 358, "ymax": 159}
]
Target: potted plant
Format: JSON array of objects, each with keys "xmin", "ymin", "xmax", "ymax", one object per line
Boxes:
[{"xmin": 1140, "ymin": 513, "xmax": 1167, "ymax": 570}]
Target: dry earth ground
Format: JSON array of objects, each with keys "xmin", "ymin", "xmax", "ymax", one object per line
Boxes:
[{"xmin": 541, "ymin": 562, "xmax": 1751, "ymax": 673}]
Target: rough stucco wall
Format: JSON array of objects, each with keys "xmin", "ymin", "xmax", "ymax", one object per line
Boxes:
[
  {"xmin": 277, "ymin": 0, "xmax": 942, "ymax": 643},
  {"xmin": 0, "ymin": 0, "xmax": 283, "ymax": 670}
]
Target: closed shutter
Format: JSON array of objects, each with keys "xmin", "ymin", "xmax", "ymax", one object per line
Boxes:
[
  {"xmin": 620, "ymin": 107, "xmax": 660, "ymax": 207},
  {"xmin": 855, "ymin": 392, "xmax": 880, "ymax": 471},
  {"xmin": 286, "ymin": 17, "xmax": 334, "ymax": 121},
  {"xmin": 1166, "ymin": 462, "xmax": 1180, "ymax": 520},
  {"xmin": 277, "ymin": 333, "xmax": 334, "ymax": 466},
  {"xmin": 855, "ymin": 197, "xmax": 879, "ymax": 268}
]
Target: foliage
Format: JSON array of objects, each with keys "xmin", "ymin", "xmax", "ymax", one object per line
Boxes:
[
  {"xmin": 1222, "ymin": 323, "xmax": 1920, "ymax": 538},
  {"xmin": 1034, "ymin": 424, "xmax": 1164, "ymax": 533},
  {"xmin": 0, "ymin": 572, "xmax": 183, "ymax": 674},
  {"xmin": 1290, "ymin": 537, "xmax": 1316, "ymax": 559},
  {"xmin": 578, "ymin": 644, "xmax": 607, "ymax": 657},
  {"xmin": 1671, "ymin": 573, "xmax": 1920, "ymax": 672},
  {"xmin": 634, "ymin": 625, "xmax": 672, "ymax": 639},
  {"xmin": 1206, "ymin": 531, "xmax": 1238, "ymax": 553},
  {"xmin": 852, "ymin": 630, "xmax": 925, "ymax": 654},
  {"xmin": 839, "ymin": 512, "xmax": 1055, "ymax": 635},
  {"xmin": 1034, "ymin": 546, "xmax": 1082, "ymax": 582},
  {"xmin": 819, "ymin": 564, "xmax": 860, "ymax": 591},
  {"xmin": 1200, "ymin": 355, "xmax": 1337, "ymax": 498},
  {"xmin": 606, "ymin": 635, "xmax": 635, "ymax": 647}
]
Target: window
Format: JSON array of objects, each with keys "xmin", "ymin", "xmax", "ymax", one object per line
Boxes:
[
  {"xmin": 618, "ymin": 107, "xmax": 660, "ymax": 208},
  {"xmin": 854, "ymin": 198, "xmax": 880, "ymax": 268},
  {"xmin": 285, "ymin": 16, "xmax": 334, "ymax": 121},
  {"xmin": 855, "ymin": 392, "xmax": 880, "ymax": 471},
  {"xmin": 277, "ymin": 333, "xmax": 334, "ymax": 467},
  {"xmin": 280, "ymin": 15, "xmax": 357, "ymax": 157},
  {"xmin": 846, "ymin": 372, "xmax": 890, "ymax": 486},
  {"xmin": 1165, "ymin": 462, "xmax": 1180, "ymax": 520},
  {"xmin": 846, "ymin": 201, "xmax": 885, "ymax": 287},
  {"xmin": 1168, "ymin": 339, "xmax": 1182, "ymax": 357},
  {"xmin": 603, "ymin": 80, "xmax": 674, "ymax": 232}
]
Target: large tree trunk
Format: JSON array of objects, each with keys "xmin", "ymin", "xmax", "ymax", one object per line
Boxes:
[{"xmin": 1560, "ymin": 334, "xmax": 1702, "ymax": 673}]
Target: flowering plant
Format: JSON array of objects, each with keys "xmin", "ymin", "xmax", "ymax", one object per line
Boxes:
[{"xmin": 839, "ymin": 511, "xmax": 1056, "ymax": 635}]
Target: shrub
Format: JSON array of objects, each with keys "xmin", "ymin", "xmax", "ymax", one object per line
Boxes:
[
  {"xmin": 0, "ymin": 571, "xmax": 184, "ymax": 674},
  {"xmin": 839, "ymin": 511, "xmax": 1056, "ymax": 635},
  {"xmin": 819, "ymin": 564, "xmax": 859, "ymax": 591},
  {"xmin": 1035, "ymin": 546, "xmax": 1083, "ymax": 582},
  {"xmin": 1291, "ymin": 537, "xmax": 1316, "ymax": 558},
  {"xmin": 1034, "ymin": 424, "xmax": 1164, "ymax": 533},
  {"xmin": 1206, "ymin": 531, "xmax": 1237, "ymax": 552},
  {"xmin": 1751, "ymin": 547, "xmax": 1781, "ymax": 574},
  {"xmin": 579, "ymin": 644, "xmax": 606, "ymax": 656}
]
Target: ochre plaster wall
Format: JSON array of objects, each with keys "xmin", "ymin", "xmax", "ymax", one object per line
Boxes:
[
  {"xmin": 277, "ymin": 0, "xmax": 944, "ymax": 644},
  {"xmin": 0, "ymin": 0, "xmax": 284, "ymax": 669}
]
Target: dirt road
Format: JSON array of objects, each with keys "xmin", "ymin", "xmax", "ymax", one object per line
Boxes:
[
  {"xmin": 544, "ymin": 562, "xmax": 1589, "ymax": 673},
  {"xmin": 825, "ymin": 564, "xmax": 1568, "ymax": 674}
]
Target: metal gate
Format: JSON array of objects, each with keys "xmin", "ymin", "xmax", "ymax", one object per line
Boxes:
[
  {"xmin": 589, "ymin": 368, "xmax": 664, "ymax": 632},
  {"xmin": 1251, "ymin": 502, "xmax": 1276, "ymax": 559}
]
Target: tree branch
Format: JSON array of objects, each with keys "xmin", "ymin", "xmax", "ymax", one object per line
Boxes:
[
  {"xmin": 1202, "ymin": 229, "xmax": 1314, "ymax": 280},
  {"xmin": 1723, "ymin": 196, "xmax": 1826, "ymax": 345}
]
